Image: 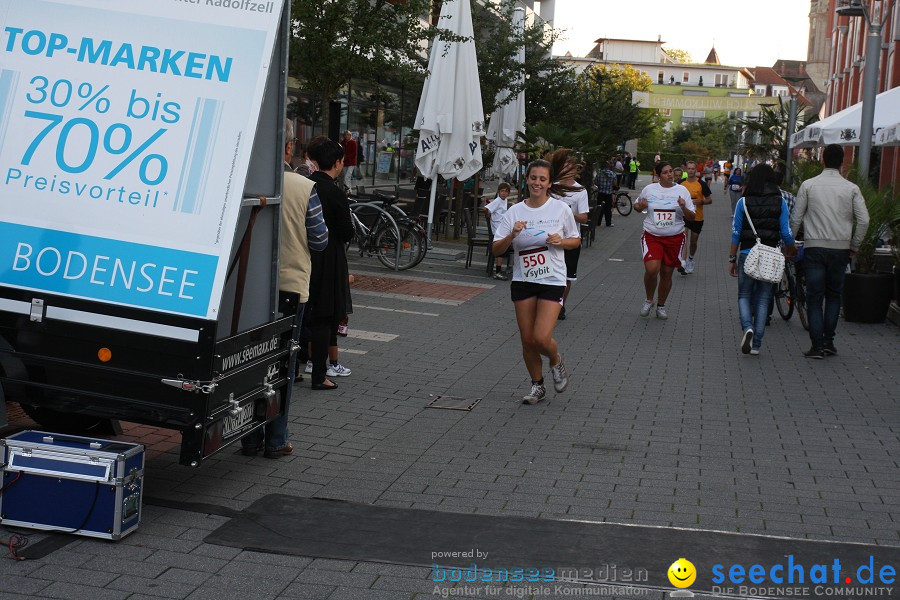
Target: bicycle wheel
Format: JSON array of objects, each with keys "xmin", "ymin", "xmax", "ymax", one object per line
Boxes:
[
  {"xmin": 615, "ymin": 192, "xmax": 633, "ymax": 216},
  {"xmin": 375, "ymin": 222, "xmax": 426, "ymax": 270},
  {"xmin": 775, "ymin": 270, "xmax": 794, "ymax": 320}
]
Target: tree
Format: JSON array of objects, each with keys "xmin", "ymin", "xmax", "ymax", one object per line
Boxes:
[
  {"xmin": 739, "ymin": 100, "xmax": 818, "ymax": 169},
  {"xmin": 471, "ymin": 0, "xmax": 566, "ymax": 115},
  {"xmin": 663, "ymin": 47, "xmax": 692, "ymax": 64},
  {"xmin": 569, "ymin": 65, "xmax": 662, "ymax": 159},
  {"xmin": 671, "ymin": 115, "xmax": 741, "ymax": 160},
  {"xmin": 289, "ymin": 0, "xmax": 438, "ymax": 127}
]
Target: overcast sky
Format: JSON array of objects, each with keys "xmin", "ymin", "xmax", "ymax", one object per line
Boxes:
[{"xmin": 549, "ymin": 1, "xmax": 812, "ymax": 69}]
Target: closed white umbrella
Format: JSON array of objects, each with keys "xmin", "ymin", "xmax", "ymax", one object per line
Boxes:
[
  {"xmin": 414, "ymin": 0, "xmax": 485, "ymax": 242},
  {"xmin": 486, "ymin": 7, "xmax": 525, "ymax": 177}
]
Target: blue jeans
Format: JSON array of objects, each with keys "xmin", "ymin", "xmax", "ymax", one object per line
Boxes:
[
  {"xmin": 242, "ymin": 302, "xmax": 305, "ymax": 451},
  {"xmin": 803, "ymin": 247, "xmax": 849, "ymax": 350},
  {"xmin": 737, "ymin": 254, "xmax": 776, "ymax": 349}
]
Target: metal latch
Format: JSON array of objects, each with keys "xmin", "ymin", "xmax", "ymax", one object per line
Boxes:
[
  {"xmin": 289, "ymin": 339, "xmax": 300, "ymax": 356},
  {"xmin": 263, "ymin": 383, "xmax": 275, "ymax": 401},
  {"xmin": 30, "ymin": 298, "xmax": 45, "ymax": 322},
  {"xmin": 227, "ymin": 393, "xmax": 241, "ymax": 416},
  {"xmin": 161, "ymin": 377, "xmax": 218, "ymax": 394}
]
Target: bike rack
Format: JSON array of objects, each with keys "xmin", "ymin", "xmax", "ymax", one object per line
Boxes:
[{"xmin": 348, "ymin": 201, "xmax": 402, "ymax": 271}]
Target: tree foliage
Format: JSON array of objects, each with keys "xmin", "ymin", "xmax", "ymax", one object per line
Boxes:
[
  {"xmin": 289, "ymin": 0, "xmax": 433, "ymax": 108},
  {"xmin": 671, "ymin": 115, "xmax": 741, "ymax": 160},
  {"xmin": 663, "ymin": 47, "xmax": 692, "ymax": 64},
  {"xmin": 739, "ymin": 100, "xmax": 818, "ymax": 169},
  {"xmin": 471, "ymin": 0, "xmax": 565, "ymax": 114}
]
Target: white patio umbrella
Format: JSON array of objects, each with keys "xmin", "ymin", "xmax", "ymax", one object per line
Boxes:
[
  {"xmin": 414, "ymin": 0, "xmax": 485, "ymax": 243},
  {"xmin": 485, "ymin": 7, "xmax": 525, "ymax": 177},
  {"xmin": 791, "ymin": 87, "xmax": 900, "ymax": 147}
]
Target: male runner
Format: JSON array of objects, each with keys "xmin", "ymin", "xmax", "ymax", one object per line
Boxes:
[{"xmin": 678, "ymin": 161, "xmax": 712, "ymax": 274}]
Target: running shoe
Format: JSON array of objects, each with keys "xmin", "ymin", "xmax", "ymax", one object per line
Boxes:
[
  {"xmin": 522, "ymin": 383, "xmax": 546, "ymax": 405},
  {"xmin": 804, "ymin": 348, "xmax": 825, "ymax": 359},
  {"xmin": 640, "ymin": 300, "xmax": 654, "ymax": 317},
  {"xmin": 741, "ymin": 329, "xmax": 753, "ymax": 354},
  {"xmin": 304, "ymin": 360, "xmax": 313, "ymax": 374},
  {"xmin": 750, "ymin": 348, "xmax": 760, "ymax": 356},
  {"xmin": 492, "ymin": 271, "xmax": 507, "ymax": 280},
  {"xmin": 684, "ymin": 258, "xmax": 694, "ymax": 274},
  {"xmin": 550, "ymin": 356, "xmax": 569, "ymax": 393},
  {"xmin": 655, "ymin": 306, "xmax": 668, "ymax": 320},
  {"xmin": 823, "ymin": 343, "xmax": 838, "ymax": 356},
  {"xmin": 327, "ymin": 362, "xmax": 351, "ymax": 377}
]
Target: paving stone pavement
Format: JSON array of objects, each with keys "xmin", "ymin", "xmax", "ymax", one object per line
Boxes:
[{"xmin": 1, "ymin": 174, "xmax": 898, "ymax": 600}]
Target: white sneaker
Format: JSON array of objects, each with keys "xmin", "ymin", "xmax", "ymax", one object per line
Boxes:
[
  {"xmin": 304, "ymin": 360, "xmax": 313, "ymax": 374},
  {"xmin": 550, "ymin": 356, "xmax": 569, "ymax": 393},
  {"xmin": 327, "ymin": 362, "xmax": 351, "ymax": 377},
  {"xmin": 741, "ymin": 329, "xmax": 753, "ymax": 354},
  {"xmin": 640, "ymin": 300, "xmax": 654, "ymax": 317},
  {"xmin": 684, "ymin": 258, "xmax": 694, "ymax": 274},
  {"xmin": 749, "ymin": 348, "xmax": 760, "ymax": 356},
  {"xmin": 655, "ymin": 306, "xmax": 668, "ymax": 320},
  {"xmin": 522, "ymin": 383, "xmax": 546, "ymax": 405}
]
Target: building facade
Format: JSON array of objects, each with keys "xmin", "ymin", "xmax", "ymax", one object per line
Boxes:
[
  {"xmin": 561, "ymin": 39, "xmax": 775, "ymax": 130},
  {"xmin": 810, "ymin": 0, "xmax": 899, "ymax": 186}
]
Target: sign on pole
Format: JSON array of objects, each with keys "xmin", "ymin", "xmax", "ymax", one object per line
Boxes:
[{"xmin": 0, "ymin": 0, "xmax": 285, "ymax": 319}]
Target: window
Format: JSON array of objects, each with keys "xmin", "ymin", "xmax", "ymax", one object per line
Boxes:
[
  {"xmin": 682, "ymin": 109, "xmax": 706, "ymax": 125},
  {"xmin": 683, "ymin": 71, "xmax": 689, "ymax": 83},
  {"xmin": 659, "ymin": 108, "xmax": 671, "ymax": 116},
  {"xmin": 658, "ymin": 70, "xmax": 664, "ymax": 83},
  {"xmin": 715, "ymin": 73, "xmax": 727, "ymax": 87}
]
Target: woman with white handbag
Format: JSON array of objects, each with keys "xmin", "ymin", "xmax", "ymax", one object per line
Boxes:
[{"xmin": 728, "ymin": 164, "xmax": 797, "ymax": 355}]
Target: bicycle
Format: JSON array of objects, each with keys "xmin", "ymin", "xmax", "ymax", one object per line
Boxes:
[
  {"xmin": 774, "ymin": 254, "xmax": 808, "ymax": 330},
  {"xmin": 614, "ymin": 190, "xmax": 633, "ymax": 216},
  {"xmin": 349, "ymin": 193, "xmax": 427, "ymax": 271}
]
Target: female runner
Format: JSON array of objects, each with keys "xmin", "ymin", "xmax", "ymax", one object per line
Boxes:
[{"xmin": 492, "ymin": 151, "xmax": 582, "ymax": 405}]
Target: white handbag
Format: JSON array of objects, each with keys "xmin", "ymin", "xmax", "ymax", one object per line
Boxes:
[{"xmin": 741, "ymin": 202, "xmax": 785, "ymax": 284}]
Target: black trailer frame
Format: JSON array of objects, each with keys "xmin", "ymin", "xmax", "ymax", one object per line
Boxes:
[{"xmin": 0, "ymin": 4, "xmax": 295, "ymax": 466}]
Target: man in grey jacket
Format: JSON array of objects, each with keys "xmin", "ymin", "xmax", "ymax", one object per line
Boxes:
[{"xmin": 791, "ymin": 144, "xmax": 869, "ymax": 359}]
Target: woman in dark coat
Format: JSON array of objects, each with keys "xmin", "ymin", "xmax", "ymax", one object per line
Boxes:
[{"xmin": 306, "ymin": 139, "xmax": 355, "ymax": 389}]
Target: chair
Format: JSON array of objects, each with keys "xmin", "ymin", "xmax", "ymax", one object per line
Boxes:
[
  {"xmin": 581, "ymin": 207, "xmax": 600, "ymax": 247},
  {"xmin": 462, "ymin": 208, "xmax": 490, "ymax": 269}
]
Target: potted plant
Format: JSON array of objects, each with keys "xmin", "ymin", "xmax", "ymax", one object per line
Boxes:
[{"xmin": 843, "ymin": 177, "xmax": 897, "ymax": 323}]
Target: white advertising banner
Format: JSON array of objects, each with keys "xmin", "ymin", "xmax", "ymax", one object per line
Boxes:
[{"xmin": 0, "ymin": 0, "xmax": 285, "ymax": 319}]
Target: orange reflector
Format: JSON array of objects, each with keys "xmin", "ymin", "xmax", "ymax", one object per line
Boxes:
[{"xmin": 98, "ymin": 347, "xmax": 112, "ymax": 362}]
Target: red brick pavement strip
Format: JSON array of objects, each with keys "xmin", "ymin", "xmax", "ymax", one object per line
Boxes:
[{"xmin": 351, "ymin": 274, "xmax": 488, "ymax": 302}]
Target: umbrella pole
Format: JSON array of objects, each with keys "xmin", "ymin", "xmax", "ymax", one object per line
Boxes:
[{"xmin": 426, "ymin": 176, "xmax": 438, "ymax": 247}]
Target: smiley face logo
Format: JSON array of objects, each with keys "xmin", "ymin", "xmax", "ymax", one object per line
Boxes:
[{"xmin": 668, "ymin": 558, "xmax": 696, "ymax": 588}]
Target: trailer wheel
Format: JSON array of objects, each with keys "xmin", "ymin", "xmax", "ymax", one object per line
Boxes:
[{"xmin": 20, "ymin": 404, "xmax": 116, "ymax": 434}]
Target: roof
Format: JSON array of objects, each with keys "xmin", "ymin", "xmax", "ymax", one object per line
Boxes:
[
  {"xmin": 592, "ymin": 37, "xmax": 665, "ymax": 45},
  {"xmin": 747, "ymin": 67, "xmax": 791, "ymax": 87},
  {"xmin": 704, "ymin": 47, "xmax": 721, "ymax": 65}
]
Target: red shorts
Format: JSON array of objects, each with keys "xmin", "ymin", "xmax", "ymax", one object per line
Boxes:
[{"xmin": 641, "ymin": 231, "xmax": 686, "ymax": 268}]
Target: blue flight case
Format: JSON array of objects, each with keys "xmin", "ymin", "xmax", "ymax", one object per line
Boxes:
[{"xmin": 0, "ymin": 430, "xmax": 144, "ymax": 540}]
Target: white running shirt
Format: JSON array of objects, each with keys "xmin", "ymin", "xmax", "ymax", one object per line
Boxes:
[
  {"xmin": 637, "ymin": 182, "xmax": 692, "ymax": 236},
  {"xmin": 494, "ymin": 199, "xmax": 580, "ymax": 287},
  {"xmin": 557, "ymin": 185, "xmax": 589, "ymax": 218},
  {"xmin": 484, "ymin": 196, "xmax": 510, "ymax": 234}
]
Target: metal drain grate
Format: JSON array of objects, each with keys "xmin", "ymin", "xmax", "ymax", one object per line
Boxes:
[{"xmin": 425, "ymin": 396, "xmax": 481, "ymax": 411}]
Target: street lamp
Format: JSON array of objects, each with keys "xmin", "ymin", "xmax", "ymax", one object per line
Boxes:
[
  {"xmin": 785, "ymin": 92, "xmax": 798, "ymax": 186},
  {"xmin": 834, "ymin": 0, "xmax": 891, "ymax": 178}
]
